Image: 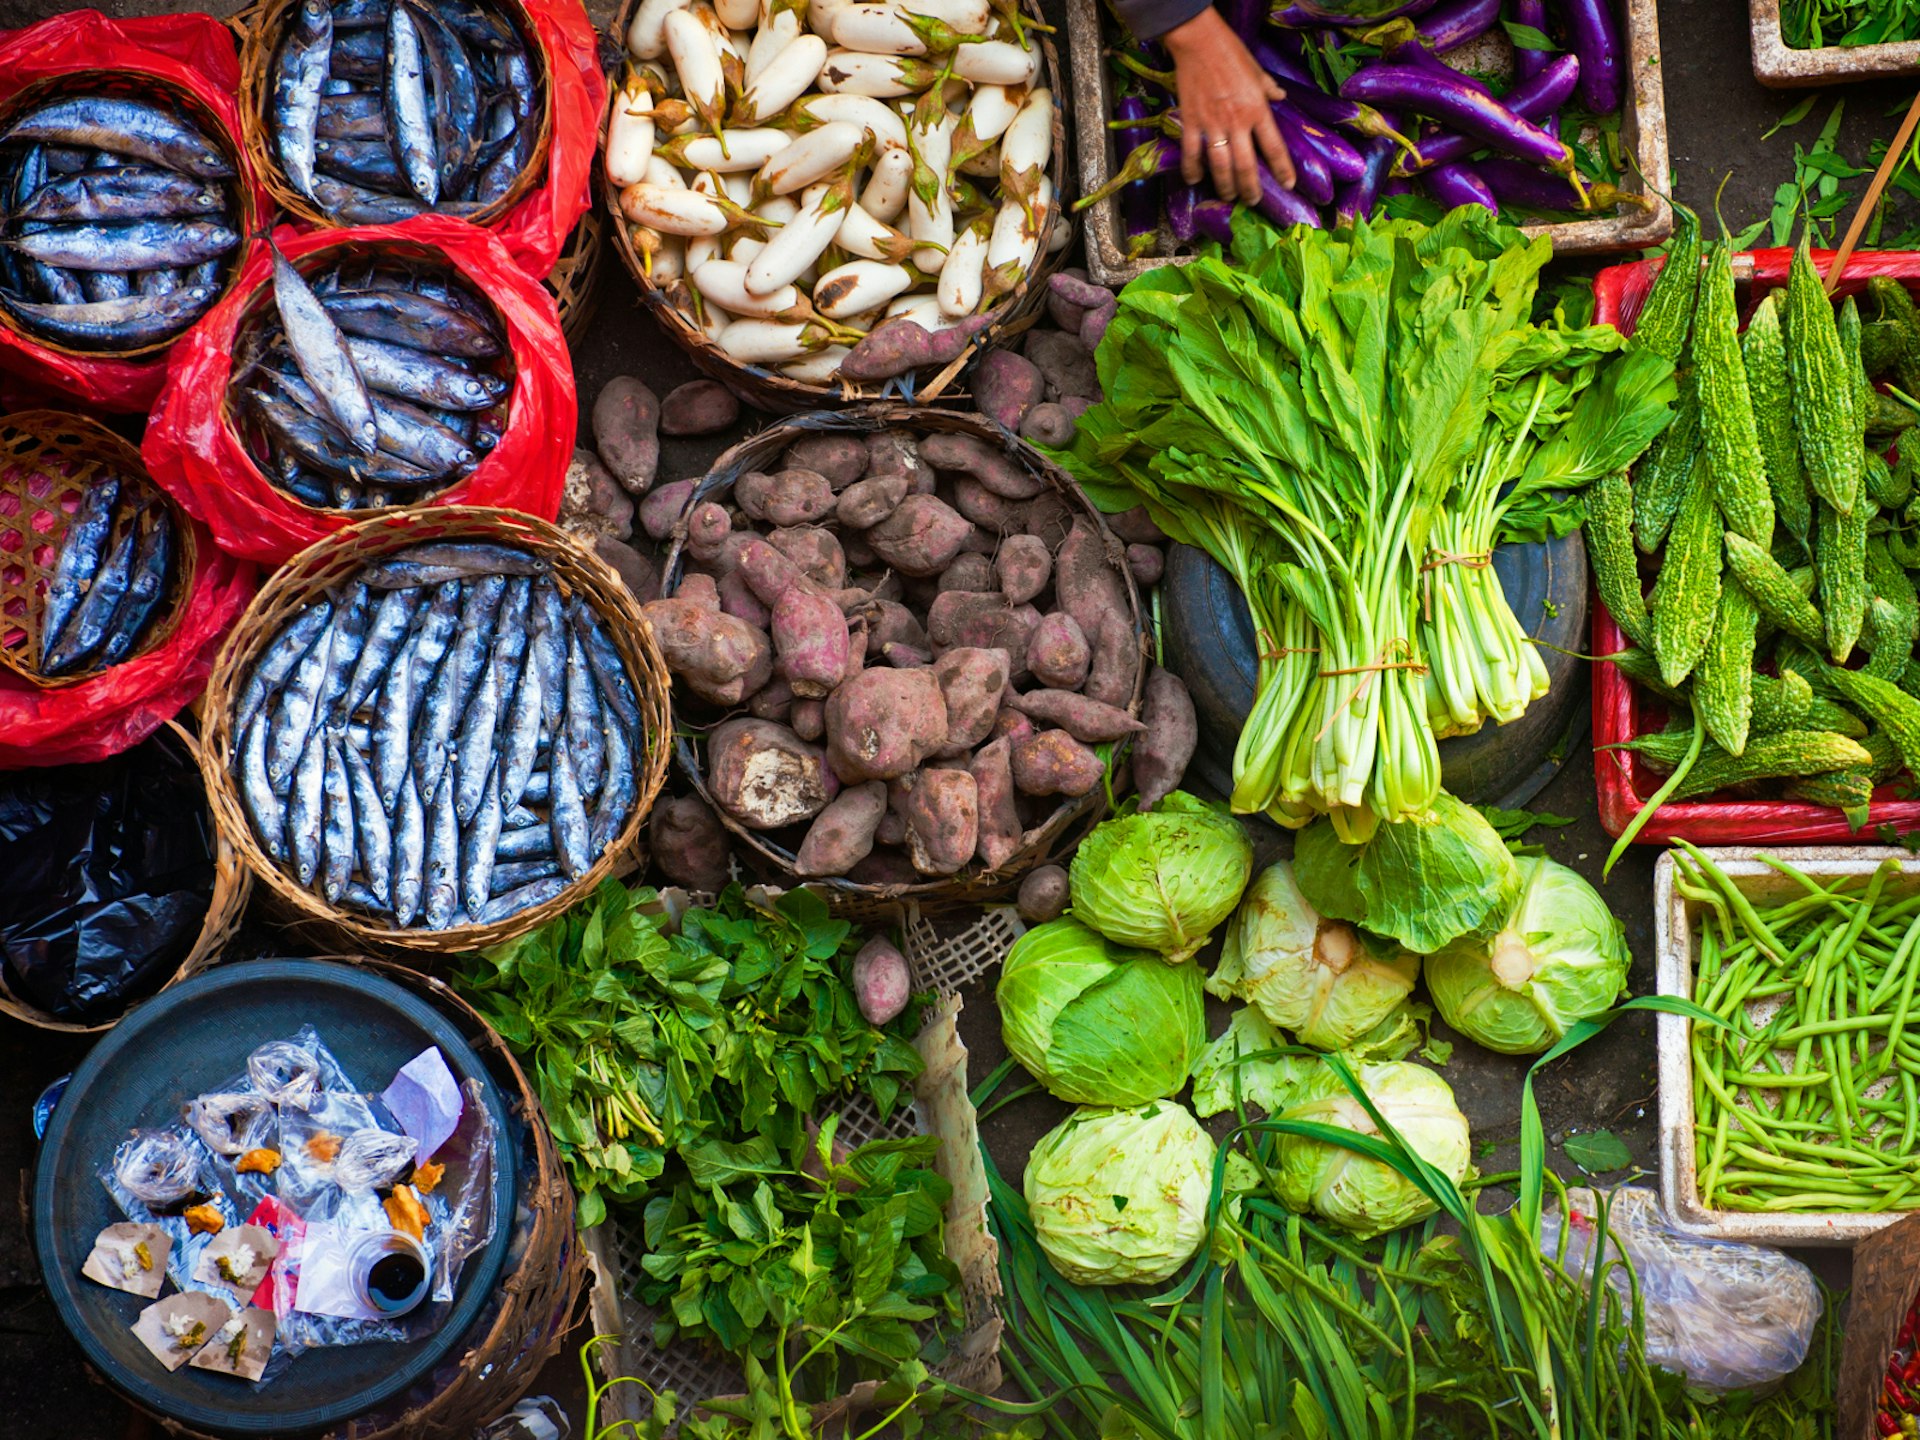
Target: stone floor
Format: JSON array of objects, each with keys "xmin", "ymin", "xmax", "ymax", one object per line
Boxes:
[{"xmin": 1, "ymin": 0, "xmax": 1912, "ymax": 1433}]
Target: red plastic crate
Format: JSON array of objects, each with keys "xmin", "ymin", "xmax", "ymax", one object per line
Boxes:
[{"xmin": 1590, "ymin": 248, "xmax": 1920, "ymax": 844}]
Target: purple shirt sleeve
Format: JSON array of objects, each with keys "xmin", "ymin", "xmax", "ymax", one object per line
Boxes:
[{"xmin": 1111, "ymin": 0, "xmax": 1212, "ymax": 42}]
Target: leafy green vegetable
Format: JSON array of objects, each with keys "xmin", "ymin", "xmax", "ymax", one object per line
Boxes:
[
  {"xmin": 1562, "ymin": 1130, "xmax": 1634, "ymax": 1174},
  {"xmin": 1473, "ymin": 803, "xmax": 1578, "ymax": 845},
  {"xmin": 1067, "ymin": 792, "xmax": 1252, "ymax": 962}
]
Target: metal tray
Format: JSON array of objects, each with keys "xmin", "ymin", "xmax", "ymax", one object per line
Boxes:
[
  {"xmin": 1069, "ymin": 0, "xmax": 1674, "ymax": 287},
  {"xmin": 1654, "ymin": 846, "xmax": 1920, "ymax": 1246},
  {"xmin": 1750, "ymin": 0, "xmax": 1920, "ymax": 87}
]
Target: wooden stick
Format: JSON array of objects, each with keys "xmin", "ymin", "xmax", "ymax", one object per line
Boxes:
[{"xmin": 1826, "ymin": 87, "xmax": 1920, "ymax": 292}]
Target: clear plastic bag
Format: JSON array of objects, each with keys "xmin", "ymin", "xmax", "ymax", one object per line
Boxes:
[
  {"xmin": 184, "ymin": 1092, "xmax": 275, "ymax": 1158},
  {"xmin": 247, "ymin": 1040, "xmax": 322, "ymax": 1111},
  {"xmin": 333, "ymin": 1129, "xmax": 417, "ymax": 1193},
  {"xmin": 100, "ymin": 1127, "xmax": 233, "ymax": 1294},
  {"xmin": 1541, "ymin": 1187, "xmax": 1822, "ymax": 1394}
]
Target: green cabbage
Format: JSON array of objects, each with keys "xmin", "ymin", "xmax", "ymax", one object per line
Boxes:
[
  {"xmin": 997, "ymin": 918, "xmax": 1206, "ymax": 1105},
  {"xmin": 1069, "ymin": 792, "xmax": 1254, "ymax": 961},
  {"xmin": 1425, "ymin": 856, "xmax": 1630, "ymax": 1055},
  {"xmin": 1023, "ymin": 1101, "xmax": 1215, "ymax": 1285},
  {"xmin": 1190, "ymin": 1008, "xmax": 1317, "ymax": 1118},
  {"xmin": 1275, "ymin": 1060, "xmax": 1471, "ymax": 1237},
  {"xmin": 1208, "ymin": 859, "xmax": 1421, "ymax": 1049}
]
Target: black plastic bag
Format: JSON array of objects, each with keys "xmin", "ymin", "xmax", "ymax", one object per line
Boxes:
[{"xmin": 0, "ymin": 726, "xmax": 214, "ymax": 1021}]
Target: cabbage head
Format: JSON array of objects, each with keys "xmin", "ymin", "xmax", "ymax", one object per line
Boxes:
[
  {"xmin": 997, "ymin": 918, "xmax": 1205, "ymax": 1105},
  {"xmin": 1275, "ymin": 1060, "xmax": 1471, "ymax": 1237},
  {"xmin": 1024, "ymin": 1101, "xmax": 1215, "ymax": 1285},
  {"xmin": 1069, "ymin": 792, "xmax": 1254, "ymax": 961},
  {"xmin": 1425, "ymin": 856, "xmax": 1629, "ymax": 1055},
  {"xmin": 1208, "ymin": 860, "xmax": 1420, "ymax": 1050}
]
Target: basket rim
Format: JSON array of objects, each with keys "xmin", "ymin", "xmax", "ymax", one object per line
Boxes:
[
  {"xmin": 662, "ymin": 405, "xmax": 1145, "ymax": 903},
  {"xmin": 197, "ymin": 505, "xmax": 673, "ymax": 953}
]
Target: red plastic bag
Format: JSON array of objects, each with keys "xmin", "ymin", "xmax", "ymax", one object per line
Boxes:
[
  {"xmin": 1589, "ymin": 249, "xmax": 1920, "ymax": 844},
  {"xmin": 0, "ymin": 11, "xmax": 272, "ymax": 415},
  {"xmin": 0, "ymin": 514, "xmax": 256, "ymax": 770},
  {"xmin": 143, "ymin": 216, "xmax": 576, "ymax": 568},
  {"xmin": 493, "ymin": 0, "xmax": 604, "ymax": 277}
]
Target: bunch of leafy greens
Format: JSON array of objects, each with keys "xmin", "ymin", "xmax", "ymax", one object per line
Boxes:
[
  {"xmin": 1781, "ymin": 0, "xmax": 1920, "ymax": 49},
  {"xmin": 1052, "ymin": 208, "xmax": 1675, "ymax": 843}
]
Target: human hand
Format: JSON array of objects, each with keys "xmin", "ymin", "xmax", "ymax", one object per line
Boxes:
[{"xmin": 1162, "ymin": 7, "xmax": 1295, "ymax": 204}]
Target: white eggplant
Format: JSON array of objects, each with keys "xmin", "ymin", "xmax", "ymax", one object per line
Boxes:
[
  {"xmin": 985, "ymin": 174, "xmax": 1049, "ymax": 294},
  {"xmin": 884, "ymin": 292, "xmax": 951, "ymax": 328},
  {"xmin": 832, "ymin": 4, "xmax": 928, "ymax": 55},
  {"xmin": 664, "ymin": 10, "xmax": 727, "ymax": 133},
  {"xmin": 605, "ymin": 74, "xmax": 657, "ymax": 188},
  {"xmin": 960, "ymin": 82, "xmax": 1021, "ymax": 146},
  {"xmin": 785, "ymin": 93, "xmax": 908, "ymax": 152},
  {"xmin": 999, "ymin": 85, "xmax": 1052, "ymax": 204},
  {"xmin": 693, "ymin": 258, "xmax": 804, "ymax": 316},
  {"xmin": 730, "ymin": 231, "xmax": 768, "ymax": 263},
  {"xmin": 756, "ymin": 193, "xmax": 802, "ymax": 225},
  {"xmin": 1048, "ymin": 213, "xmax": 1070, "ymax": 251},
  {"xmin": 619, "ymin": 181, "xmax": 730, "ymax": 236},
  {"xmin": 630, "ymin": 227, "xmax": 687, "ymax": 283},
  {"xmin": 652, "ymin": 97, "xmax": 701, "ymax": 135},
  {"xmin": 952, "ymin": 38, "xmax": 1039, "ymax": 84},
  {"xmin": 781, "ymin": 345, "xmax": 852, "ymax": 381},
  {"xmin": 714, "ymin": 0, "xmax": 759, "ymax": 31},
  {"xmin": 859, "ymin": 143, "xmax": 914, "ymax": 221},
  {"xmin": 644, "ymin": 154, "xmax": 687, "ymax": 188},
  {"xmin": 808, "ymin": 0, "xmax": 858, "ymax": 41},
  {"xmin": 745, "ymin": 5, "xmax": 803, "ymax": 83},
  {"xmin": 813, "ymin": 259, "xmax": 913, "ymax": 319},
  {"xmin": 907, "ymin": 108, "xmax": 956, "ymax": 273},
  {"xmin": 737, "ymin": 33, "xmax": 828, "ymax": 122},
  {"xmin": 745, "ymin": 177, "xmax": 853, "ymax": 293},
  {"xmin": 836, "ymin": 200, "xmax": 914, "ymax": 261},
  {"xmin": 720, "ymin": 169, "xmax": 755, "ymax": 205},
  {"xmin": 687, "ymin": 232, "xmax": 722, "ymax": 273},
  {"xmin": 757, "ymin": 120, "xmax": 867, "ymax": 196},
  {"xmin": 627, "ymin": 0, "xmax": 695, "ymax": 60},
  {"xmin": 936, "ymin": 216, "xmax": 989, "ymax": 316},
  {"xmin": 717, "ymin": 319, "xmax": 831, "ymax": 363},
  {"xmin": 817, "ymin": 49, "xmax": 934, "ymax": 96},
  {"xmin": 658, "ymin": 127, "xmax": 793, "ymax": 171},
  {"xmin": 957, "ymin": 141, "xmax": 998, "ymax": 178}
]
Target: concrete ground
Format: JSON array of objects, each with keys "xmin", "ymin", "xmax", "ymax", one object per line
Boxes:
[{"xmin": 0, "ymin": 0, "xmax": 1912, "ymax": 1434}]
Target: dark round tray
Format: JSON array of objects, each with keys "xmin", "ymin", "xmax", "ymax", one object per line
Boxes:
[
  {"xmin": 1162, "ymin": 532, "xmax": 1590, "ymax": 811},
  {"xmin": 33, "ymin": 959, "xmax": 518, "ymax": 1437}
]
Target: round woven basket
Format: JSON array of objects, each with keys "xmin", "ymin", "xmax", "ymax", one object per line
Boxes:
[
  {"xmin": 0, "ymin": 717, "xmax": 251, "ymax": 1034},
  {"xmin": 235, "ymin": 0, "xmax": 556, "ymax": 234},
  {"xmin": 600, "ymin": 0, "xmax": 1074, "ymax": 414},
  {"xmin": 199, "ymin": 505, "xmax": 674, "ymax": 955},
  {"xmin": 664, "ymin": 406, "xmax": 1145, "ymax": 907},
  {"xmin": 145, "ymin": 955, "xmax": 588, "ymax": 1440},
  {"xmin": 0, "ymin": 411, "xmax": 199, "ymax": 688},
  {"xmin": 219, "ymin": 236, "xmax": 519, "ymax": 521},
  {"xmin": 546, "ymin": 205, "xmax": 605, "ymax": 347},
  {"xmin": 0, "ymin": 71, "xmax": 255, "ymax": 363}
]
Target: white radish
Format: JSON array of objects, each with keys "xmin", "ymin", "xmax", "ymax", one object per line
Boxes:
[
  {"xmin": 859, "ymin": 143, "xmax": 913, "ymax": 221},
  {"xmin": 738, "ymin": 33, "xmax": 828, "ymax": 122},
  {"xmin": 745, "ymin": 5, "xmax": 803, "ymax": 83},
  {"xmin": 620, "ymin": 181, "xmax": 730, "ymax": 236},
  {"xmin": 644, "ymin": 154, "xmax": 687, "ymax": 188},
  {"xmin": 832, "ymin": 4, "xmax": 928, "ymax": 55},
  {"xmin": 787, "ymin": 93, "xmax": 908, "ymax": 152},
  {"xmin": 952, "ymin": 38, "xmax": 1039, "ymax": 85},
  {"xmin": 746, "ymin": 177, "xmax": 852, "ymax": 293},
  {"xmin": 936, "ymin": 217, "xmax": 989, "ymax": 315},
  {"xmin": 837, "ymin": 200, "xmax": 914, "ymax": 260},
  {"xmin": 757, "ymin": 120, "xmax": 867, "ymax": 196},
  {"xmin": 781, "ymin": 345, "xmax": 852, "ymax": 382},
  {"xmin": 693, "ymin": 258, "xmax": 805, "ymax": 316},
  {"xmin": 658, "ymin": 128, "xmax": 793, "ymax": 172},
  {"xmin": 998, "ymin": 85, "xmax": 1052, "ymax": 204},
  {"xmin": 817, "ymin": 49, "xmax": 931, "ymax": 96},
  {"xmin": 605, "ymin": 74, "xmax": 656, "ymax": 187},
  {"xmin": 718, "ymin": 319, "xmax": 824, "ymax": 363},
  {"xmin": 714, "ymin": 0, "xmax": 758, "ymax": 31},
  {"xmin": 664, "ymin": 9, "xmax": 726, "ymax": 133},
  {"xmin": 907, "ymin": 108, "xmax": 955, "ymax": 273},
  {"xmin": 813, "ymin": 259, "xmax": 913, "ymax": 319},
  {"xmin": 627, "ymin": 0, "xmax": 694, "ymax": 60}
]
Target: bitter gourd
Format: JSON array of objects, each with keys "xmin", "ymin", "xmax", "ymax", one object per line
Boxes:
[{"xmin": 1787, "ymin": 239, "xmax": 1864, "ymax": 515}]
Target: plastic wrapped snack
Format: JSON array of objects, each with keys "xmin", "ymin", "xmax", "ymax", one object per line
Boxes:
[
  {"xmin": 333, "ymin": 1129, "xmax": 418, "ymax": 1194},
  {"xmin": 184, "ymin": 1092, "xmax": 275, "ymax": 1157},
  {"xmin": 112, "ymin": 1129, "xmax": 206, "ymax": 1208},
  {"xmin": 1541, "ymin": 1188, "xmax": 1822, "ymax": 1393},
  {"xmin": 247, "ymin": 1040, "xmax": 321, "ymax": 1111}
]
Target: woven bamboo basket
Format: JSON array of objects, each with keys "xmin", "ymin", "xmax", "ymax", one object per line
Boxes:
[
  {"xmin": 600, "ymin": 0, "xmax": 1073, "ymax": 414},
  {"xmin": 0, "ymin": 72, "xmax": 254, "ymax": 361},
  {"xmin": 235, "ymin": 0, "xmax": 555, "ymax": 233},
  {"xmin": 0, "ymin": 718, "xmax": 251, "ymax": 1034},
  {"xmin": 0, "ymin": 411, "xmax": 198, "ymax": 688},
  {"xmin": 221, "ymin": 237, "xmax": 519, "ymax": 520},
  {"xmin": 546, "ymin": 205, "xmax": 605, "ymax": 346},
  {"xmin": 146, "ymin": 955, "xmax": 589, "ymax": 1440},
  {"xmin": 198, "ymin": 506, "xmax": 674, "ymax": 955},
  {"xmin": 663, "ymin": 406, "xmax": 1145, "ymax": 908}
]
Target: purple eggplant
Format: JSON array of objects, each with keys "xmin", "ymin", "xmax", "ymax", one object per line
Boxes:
[
  {"xmin": 1413, "ymin": 0, "xmax": 1502, "ymax": 49},
  {"xmin": 1382, "ymin": 175, "xmax": 1412, "ymax": 197},
  {"xmin": 1398, "ymin": 51, "xmax": 1579, "ymax": 173},
  {"xmin": 1166, "ymin": 182, "xmax": 1202, "ymax": 243},
  {"xmin": 1554, "ymin": 0, "xmax": 1621, "ymax": 112},
  {"xmin": 1077, "ymin": 136, "xmax": 1178, "ymax": 210},
  {"xmin": 1272, "ymin": 99, "xmax": 1367, "ymax": 181},
  {"xmin": 1268, "ymin": 105, "xmax": 1335, "ymax": 203},
  {"xmin": 1368, "ymin": 20, "xmax": 1492, "ymax": 95},
  {"xmin": 1255, "ymin": 165, "xmax": 1321, "ymax": 226},
  {"xmin": 1191, "ymin": 198, "xmax": 1237, "ymax": 244},
  {"xmin": 1334, "ymin": 133, "xmax": 1398, "ymax": 224},
  {"xmin": 1222, "ymin": 0, "xmax": 1265, "ymax": 40},
  {"xmin": 1114, "ymin": 94, "xmax": 1162, "ymax": 254},
  {"xmin": 1511, "ymin": 0, "xmax": 1552, "ymax": 80},
  {"xmin": 1271, "ymin": 0, "xmax": 1437, "ymax": 26},
  {"xmin": 1342, "ymin": 61, "xmax": 1577, "ymax": 178},
  {"xmin": 1474, "ymin": 154, "xmax": 1650, "ymax": 212},
  {"xmin": 1423, "ymin": 161, "xmax": 1497, "ymax": 211},
  {"xmin": 1250, "ymin": 36, "xmax": 1416, "ymax": 150}
]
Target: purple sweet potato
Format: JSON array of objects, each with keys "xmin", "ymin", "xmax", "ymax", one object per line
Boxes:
[
  {"xmin": 933, "ymin": 647, "xmax": 1011, "ymax": 755},
  {"xmin": 899, "ymin": 767, "xmax": 979, "ymax": 875},
  {"xmin": 1024, "ymin": 329, "xmax": 1098, "ymax": 403},
  {"xmin": 836, "ymin": 472, "xmax": 911, "ymax": 530},
  {"xmin": 1127, "ymin": 543, "xmax": 1164, "ymax": 587},
  {"xmin": 959, "ymin": 524, "xmax": 998, "ymax": 556},
  {"xmin": 1107, "ymin": 505, "xmax": 1167, "ymax": 545},
  {"xmin": 974, "ymin": 349, "xmax": 1046, "ymax": 433},
  {"xmin": 736, "ymin": 538, "xmax": 816, "ymax": 607},
  {"xmin": 875, "ymin": 805, "xmax": 907, "ymax": 847},
  {"xmin": 990, "ymin": 706, "xmax": 1036, "ymax": 745},
  {"xmin": 794, "ymin": 780, "xmax": 888, "ymax": 876},
  {"xmin": 791, "ymin": 697, "xmax": 825, "ymax": 741},
  {"xmin": 927, "ymin": 593, "xmax": 1041, "ymax": 667},
  {"xmin": 970, "ymin": 737, "xmax": 1021, "ymax": 870},
  {"xmin": 850, "ymin": 934, "xmax": 912, "ymax": 1023},
  {"xmin": 882, "ymin": 642, "xmax": 931, "ymax": 667},
  {"xmin": 772, "ymin": 586, "xmax": 852, "ymax": 697},
  {"xmin": 1011, "ymin": 728, "xmax": 1105, "ymax": 797},
  {"xmin": 843, "ymin": 531, "xmax": 879, "ymax": 569},
  {"xmin": 1055, "ymin": 518, "xmax": 1131, "ymax": 642},
  {"xmin": 659, "ymin": 378, "xmax": 740, "ymax": 437},
  {"xmin": 737, "ymin": 468, "xmax": 836, "ymax": 526},
  {"xmin": 1134, "ymin": 665, "xmax": 1197, "ymax": 811},
  {"xmin": 919, "ymin": 431, "xmax": 1045, "ymax": 500},
  {"xmin": 1026, "ymin": 612, "xmax": 1090, "ymax": 690},
  {"xmin": 1060, "ymin": 395, "xmax": 1096, "ymax": 419},
  {"xmin": 766, "ymin": 525, "xmax": 847, "ymax": 590},
  {"xmin": 839, "ymin": 318, "xmax": 939, "ymax": 382},
  {"xmin": 867, "ymin": 599, "xmax": 927, "ymax": 651},
  {"xmin": 1085, "ymin": 614, "xmax": 1140, "ymax": 709},
  {"xmin": 1011, "ymin": 688, "xmax": 1143, "ymax": 742},
  {"xmin": 866, "ymin": 431, "xmax": 933, "ymax": 493},
  {"xmin": 1017, "ymin": 863, "xmax": 1070, "ymax": 923},
  {"xmin": 952, "ymin": 476, "xmax": 1029, "ymax": 535},
  {"xmin": 864, "ymin": 494, "xmax": 973, "ymax": 576},
  {"xmin": 678, "ymin": 572, "xmax": 721, "ymax": 610},
  {"xmin": 825, "ymin": 667, "xmax": 949, "ymax": 781},
  {"xmin": 1079, "ymin": 293, "xmax": 1118, "ymax": 353},
  {"xmin": 639, "ymin": 478, "xmax": 697, "ymax": 542},
  {"xmin": 749, "ymin": 673, "xmax": 794, "ymax": 723},
  {"xmin": 650, "ymin": 794, "xmax": 732, "ymax": 892},
  {"xmin": 996, "ymin": 534, "xmax": 1051, "ymax": 605},
  {"xmin": 594, "ymin": 535, "xmax": 661, "ymax": 601},
  {"xmin": 706, "ymin": 718, "xmax": 838, "ymax": 829},
  {"xmin": 719, "ymin": 567, "xmax": 770, "ymax": 628},
  {"xmin": 849, "ymin": 848, "xmax": 917, "ymax": 885},
  {"xmin": 1047, "ymin": 270, "xmax": 1098, "ymax": 333},
  {"xmin": 1019, "ymin": 402, "xmax": 1076, "ymax": 449},
  {"xmin": 936, "ymin": 552, "xmax": 995, "ymax": 594},
  {"xmin": 643, "ymin": 598, "xmax": 772, "ymax": 706},
  {"xmin": 592, "ymin": 374, "xmax": 660, "ymax": 494},
  {"xmin": 686, "ymin": 501, "xmax": 732, "ymax": 566},
  {"xmin": 1025, "ymin": 491, "xmax": 1073, "ymax": 548},
  {"xmin": 785, "ymin": 433, "xmax": 870, "ymax": 488}
]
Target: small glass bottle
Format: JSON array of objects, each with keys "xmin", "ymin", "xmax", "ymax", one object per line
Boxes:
[{"xmin": 347, "ymin": 1229, "xmax": 430, "ymax": 1317}]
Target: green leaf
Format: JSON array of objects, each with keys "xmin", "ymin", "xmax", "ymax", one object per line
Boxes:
[
  {"xmin": 1562, "ymin": 1129, "xmax": 1633, "ymax": 1173},
  {"xmin": 1500, "ymin": 19, "xmax": 1555, "ymax": 49},
  {"xmin": 1762, "ymin": 93, "xmax": 1820, "ymax": 140}
]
